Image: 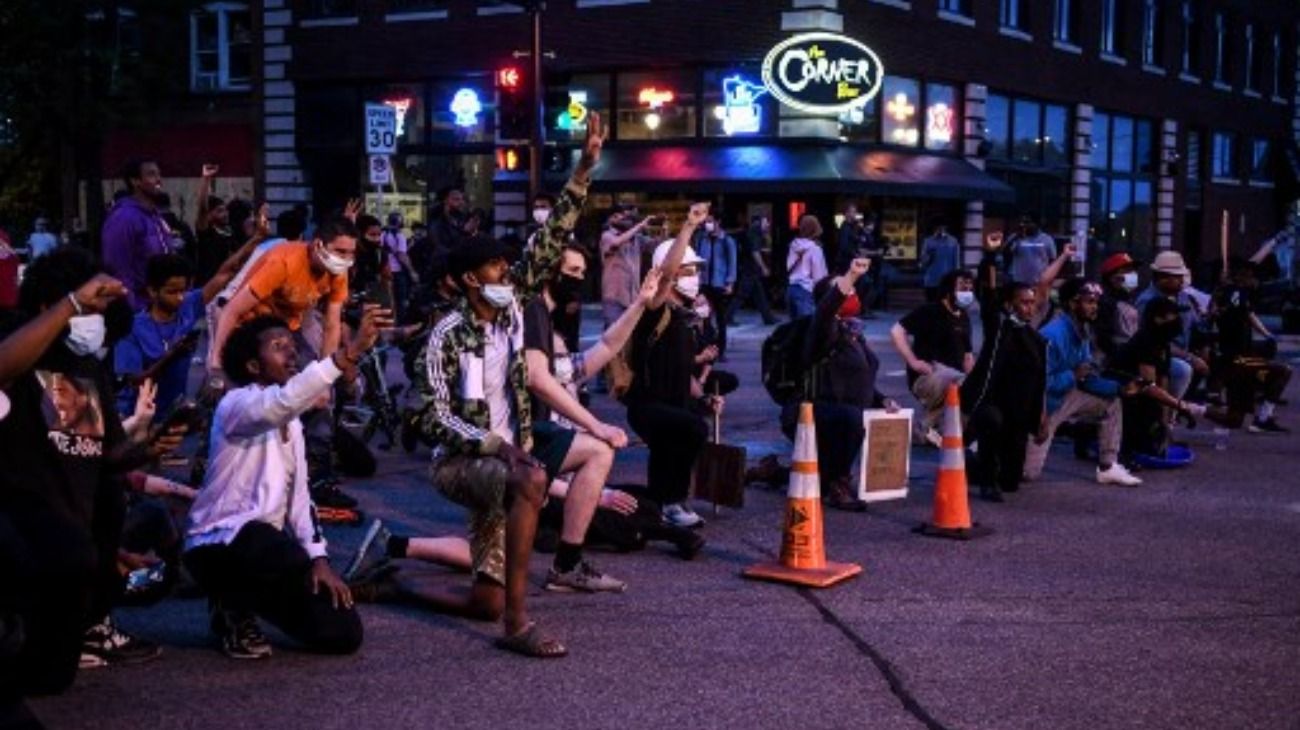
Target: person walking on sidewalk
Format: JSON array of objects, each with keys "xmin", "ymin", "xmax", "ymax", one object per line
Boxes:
[
  {"xmin": 786, "ymin": 215, "xmax": 828, "ymax": 319},
  {"xmin": 695, "ymin": 212, "xmax": 737, "ymax": 360},
  {"xmin": 728, "ymin": 214, "xmax": 777, "ymax": 325}
]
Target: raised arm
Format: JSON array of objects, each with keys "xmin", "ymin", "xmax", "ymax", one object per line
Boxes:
[
  {"xmin": 194, "ymin": 164, "xmax": 218, "ymax": 233},
  {"xmin": 201, "ymin": 203, "xmax": 270, "ymax": 304},
  {"xmin": 649, "ymin": 202, "xmax": 709, "ymax": 309},
  {"xmin": 1034, "ymin": 241, "xmax": 1077, "ymax": 313},
  {"xmin": 0, "ymin": 275, "xmax": 127, "ymax": 389},
  {"xmin": 579, "ymin": 268, "xmax": 663, "ymax": 379}
]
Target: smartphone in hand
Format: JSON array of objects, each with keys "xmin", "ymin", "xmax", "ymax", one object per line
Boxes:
[{"xmin": 363, "ymin": 280, "xmax": 394, "ymax": 312}]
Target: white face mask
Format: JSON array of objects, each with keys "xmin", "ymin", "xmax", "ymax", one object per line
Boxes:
[
  {"xmin": 674, "ymin": 274, "xmax": 700, "ymax": 300},
  {"xmin": 1120, "ymin": 272, "xmax": 1139, "ymax": 292},
  {"xmin": 481, "ymin": 283, "xmax": 515, "ymax": 309},
  {"xmin": 533, "ymin": 208, "xmax": 550, "ymax": 225},
  {"xmin": 954, "ymin": 291, "xmax": 976, "ymax": 309},
  {"xmin": 703, "ymin": 222, "xmax": 716, "ymax": 233},
  {"xmin": 317, "ymin": 244, "xmax": 353, "ymax": 275},
  {"xmin": 66, "ymin": 314, "xmax": 106, "ymax": 356}
]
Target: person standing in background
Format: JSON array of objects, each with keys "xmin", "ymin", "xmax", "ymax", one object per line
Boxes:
[
  {"xmin": 101, "ymin": 159, "xmax": 173, "ymax": 310},
  {"xmin": 918, "ymin": 222, "xmax": 959, "ymax": 302},
  {"xmin": 785, "ymin": 214, "xmax": 828, "ymax": 319}
]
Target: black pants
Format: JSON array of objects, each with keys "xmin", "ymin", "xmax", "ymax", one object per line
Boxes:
[
  {"xmin": 702, "ymin": 287, "xmax": 733, "ymax": 357},
  {"xmin": 627, "ymin": 401, "xmax": 708, "ymax": 506},
  {"xmin": 0, "ymin": 494, "xmax": 97, "ymax": 702},
  {"xmin": 536, "ymin": 485, "xmax": 697, "ymax": 553},
  {"xmin": 728, "ymin": 270, "xmax": 775, "ymax": 323},
  {"xmin": 780, "ymin": 401, "xmax": 865, "ymax": 485},
  {"xmin": 184, "ymin": 521, "xmax": 362, "ymax": 655},
  {"xmin": 968, "ymin": 404, "xmax": 1031, "ymax": 493}
]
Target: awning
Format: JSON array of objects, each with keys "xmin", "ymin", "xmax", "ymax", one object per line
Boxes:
[{"xmin": 497, "ymin": 144, "xmax": 1015, "ymax": 202}]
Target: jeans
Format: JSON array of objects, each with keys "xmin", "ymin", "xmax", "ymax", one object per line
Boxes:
[
  {"xmin": 185, "ymin": 521, "xmax": 363, "ymax": 655},
  {"xmin": 786, "ymin": 285, "xmax": 815, "ymax": 319},
  {"xmin": 1168, "ymin": 356, "xmax": 1193, "ymax": 401},
  {"xmin": 626, "ymin": 401, "xmax": 708, "ymax": 506}
]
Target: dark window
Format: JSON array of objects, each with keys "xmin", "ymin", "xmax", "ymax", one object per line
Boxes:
[
  {"xmin": 938, "ymin": 0, "xmax": 971, "ymax": 15},
  {"xmin": 1012, "ymin": 99, "xmax": 1042, "ymax": 164},
  {"xmin": 1134, "ymin": 119, "xmax": 1155, "ymax": 175},
  {"xmin": 1180, "ymin": 1, "xmax": 1201, "ymax": 75},
  {"xmin": 1213, "ymin": 12, "xmax": 1229, "ymax": 83},
  {"xmin": 985, "ymin": 94, "xmax": 1010, "ymax": 159},
  {"xmin": 1245, "ymin": 23, "xmax": 1261, "ymax": 92},
  {"xmin": 1101, "ymin": 0, "xmax": 1123, "ymax": 56},
  {"xmin": 1211, "ymin": 131, "xmax": 1237, "ymax": 179},
  {"xmin": 1142, "ymin": 0, "xmax": 1162, "ymax": 66},
  {"xmin": 1185, "ymin": 129, "xmax": 1202, "ymax": 183},
  {"xmin": 1249, "ymin": 139, "xmax": 1271, "ymax": 182},
  {"xmin": 303, "ymin": 0, "xmax": 357, "ymax": 18},
  {"xmin": 1043, "ymin": 105, "xmax": 1069, "ymax": 167},
  {"xmin": 387, "ymin": 0, "xmax": 446, "ymax": 12},
  {"xmin": 1000, "ymin": 0, "xmax": 1027, "ymax": 30},
  {"xmin": 1054, "ymin": 0, "xmax": 1078, "ymax": 44},
  {"xmin": 1091, "ymin": 111, "xmax": 1158, "ymax": 258},
  {"xmin": 989, "ymin": 92, "xmax": 1070, "ymax": 168},
  {"xmin": 1272, "ymin": 32, "xmax": 1283, "ymax": 97},
  {"xmin": 1092, "ymin": 111, "xmax": 1112, "ymax": 169}
]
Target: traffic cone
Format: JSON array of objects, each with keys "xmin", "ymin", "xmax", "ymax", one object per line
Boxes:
[
  {"xmin": 744, "ymin": 403, "xmax": 863, "ymax": 588},
  {"xmin": 914, "ymin": 384, "xmax": 991, "ymax": 540}
]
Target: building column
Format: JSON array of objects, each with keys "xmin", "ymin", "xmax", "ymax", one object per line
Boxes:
[
  {"xmin": 776, "ymin": 0, "xmax": 844, "ymax": 139},
  {"xmin": 1156, "ymin": 118, "xmax": 1178, "ymax": 251},
  {"xmin": 1070, "ymin": 103, "xmax": 1093, "ymax": 259},
  {"xmin": 261, "ymin": 0, "xmax": 309, "ymax": 216},
  {"xmin": 960, "ymin": 82, "xmax": 987, "ymax": 268}
]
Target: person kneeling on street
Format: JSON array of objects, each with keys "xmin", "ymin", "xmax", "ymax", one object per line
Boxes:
[
  {"xmin": 183, "ymin": 307, "xmax": 390, "ymax": 660},
  {"xmin": 781, "ymin": 259, "xmax": 899, "ymax": 512},
  {"xmin": 890, "ymin": 269, "xmax": 975, "ymax": 447}
]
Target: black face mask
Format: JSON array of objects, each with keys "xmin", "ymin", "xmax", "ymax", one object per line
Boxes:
[{"xmin": 550, "ymin": 273, "xmax": 584, "ymax": 307}]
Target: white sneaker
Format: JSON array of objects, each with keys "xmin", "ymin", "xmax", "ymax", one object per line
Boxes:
[
  {"xmin": 663, "ymin": 503, "xmax": 704, "ymax": 528},
  {"xmin": 923, "ymin": 427, "xmax": 944, "ymax": 449},
  {"xmin": 1096, "ymin": 463, "xmax": 1142, "ymax": 487}
]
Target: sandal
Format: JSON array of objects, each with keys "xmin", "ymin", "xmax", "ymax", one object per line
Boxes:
[{"xmin": 494, "ymin": 622, "xmax": 567, "ymax": 659}]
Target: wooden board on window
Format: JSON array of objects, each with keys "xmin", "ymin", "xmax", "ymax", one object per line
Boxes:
[{"xmin": 858, "ymin": 408, "xmax": 912, "ymax": 502}]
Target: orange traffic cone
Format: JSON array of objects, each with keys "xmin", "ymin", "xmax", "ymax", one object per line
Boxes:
[
  {"xmin": 914, "ymin": 384, "xmax": 991, "ymax": 540},
  {"xmin": 744, "ymin": 403, "xmax": 863, "ymax": 588}
]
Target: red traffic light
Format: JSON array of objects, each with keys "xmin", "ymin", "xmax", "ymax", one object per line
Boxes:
[{"xmin": 497, "ymin": 66, "xmax": 522, "ymax": 91}]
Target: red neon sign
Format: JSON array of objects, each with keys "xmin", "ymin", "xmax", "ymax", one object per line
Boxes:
[
  {"xmin": 638, "ymin": 87, "xmax": 675, "ymax": 109},
  {"xmin": 497, "ymin": 66, "xmax": 522, "ymax": 91}
]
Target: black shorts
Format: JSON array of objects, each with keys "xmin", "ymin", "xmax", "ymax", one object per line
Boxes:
[{"xmin": 530, "ymin": 420, "xmax": 577, "ymax": 482}]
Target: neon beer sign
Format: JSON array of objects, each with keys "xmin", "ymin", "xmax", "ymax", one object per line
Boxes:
[{"xmin": 762, "ymin": 32, "xmax": 883, "ymax": 114}]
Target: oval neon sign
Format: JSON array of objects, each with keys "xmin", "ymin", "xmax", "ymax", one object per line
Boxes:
[{"xmin": 761, "ymin": 32, "xmax": 884, "ymax": 115}]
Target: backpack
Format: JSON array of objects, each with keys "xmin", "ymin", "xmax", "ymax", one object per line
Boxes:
[
  {"xmin": 760, "ymin": 316, "xmax": 817, "ymax": 405},
  {"xmin": 606, "ymin": 306, "xmax": 672, "ymax": 402}
]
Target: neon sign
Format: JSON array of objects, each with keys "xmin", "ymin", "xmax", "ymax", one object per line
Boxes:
[
  {"xmin": 713, "ymin": 75, "xmax": 767, "ymax": 136},
  {"xmin": 556, "ymin": 90, "xmax": 589, "ymax": 132},
  {"xmin": 383, "ymin": 97, "xmax": 412, "ymax": 137},
  {"xmin": 886, "ymin": 92, "xmax": 918, "ymax": 144},
  {"xmin": 449, "ymin": 88, "xmax": 482, "ymax": 128},
  {"xmin": 638, "ymin": 87, "xmax": 675, "ymax": 109},
  {"xmin": 926, "ymin": 102, "xmax": 954, "ymax": 146},
  {"xmin": 761, "ymin": 32, "xmax": 883, "ymax": 114}
]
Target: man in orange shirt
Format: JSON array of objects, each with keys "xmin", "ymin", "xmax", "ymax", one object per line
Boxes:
[{"xmin": 207, "ymin": 216, "xmax": 358, "ymax": 505}]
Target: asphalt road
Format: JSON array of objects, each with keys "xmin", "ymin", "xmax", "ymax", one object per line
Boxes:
[{"xmin": 29, "ymin": 309, "xmax": 1300, "ymax": 730}]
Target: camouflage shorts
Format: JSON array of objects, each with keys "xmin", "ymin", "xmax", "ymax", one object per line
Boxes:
[{"xmin": 431, "ymin": 453, "xmax": 511, "ymax": 586}]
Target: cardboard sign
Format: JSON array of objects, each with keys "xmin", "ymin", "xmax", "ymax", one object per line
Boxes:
[{"xmin": 858, "ymin": 408, "xmax": 912, "ymax": 502}]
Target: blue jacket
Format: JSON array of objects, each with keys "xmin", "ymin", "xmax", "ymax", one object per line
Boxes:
[
  {"xmin": 1040, "ymin": 313, "xmax": 1119, "ymax": 413},
  {"xmin": 695, "ymin": 232, "xmax": 737, "ymax": 289}
]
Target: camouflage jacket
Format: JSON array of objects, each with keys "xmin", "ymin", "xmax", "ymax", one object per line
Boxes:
[{"xmin": 416, "ymin": 176, "xmax": 589, "ymax": 457}]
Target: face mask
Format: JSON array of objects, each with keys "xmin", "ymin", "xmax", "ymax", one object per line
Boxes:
[
  {"xmin": 317, "ymin": 244, "xmax": 353, "ymax": 275},
  {"xmin": 481, "ymin": 283, "xmax": 515, "ymax": 309},
  {"xmin": 1120, "ymin": 272, "xmax": 1138, "ymax": 292},
  {"xmin": 1007, "ymin": 311, "xmax": 1027, "ymax": 327},
  {"xmin": 533, "ymin": 208, "xmax": 550, "ymax": 225},
  {"xmin": 703, "ymin": 222, "xmax": 716, "ymax": 234},
  {"xmin": 66, "ymin": 314, "xmax": 106, "ymax": 357},
  {"xmin": 837, "ymin": 294, "xmax": 861, "ymax": 319},
  {"xmin": 674, "ymin": 274, "xmax": 700, "ymax": 300},
  {"xmin": 549, "ymin": 273, "xmax": 583, "ymax": 307},
  {"xmin": 954, "ymin": 291, "xmax": 976, "ymax": 309}
]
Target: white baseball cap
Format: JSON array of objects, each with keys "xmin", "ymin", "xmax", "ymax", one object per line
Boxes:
[{"xmin": 651, "ymin": 239, "xmax": 705, "ymax": 269}]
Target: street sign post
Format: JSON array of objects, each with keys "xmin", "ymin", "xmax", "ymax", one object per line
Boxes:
[
  {"xmin": 368, "ymin": 155, "xmax": 392, "ymax": 186},
  {"xmin": 364, "ymin": 103, "xmax": 398, "ymax": 155}
]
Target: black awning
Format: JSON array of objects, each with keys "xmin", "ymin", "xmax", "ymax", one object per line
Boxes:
[{"xmin": 497, "ymin": 144, "xmax": 1015, "ymax": 202}]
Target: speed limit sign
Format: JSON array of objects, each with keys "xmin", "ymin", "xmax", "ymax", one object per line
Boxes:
[{"xmin": 364, "ymin": 103, "xmax": 398, "ymax": 155}]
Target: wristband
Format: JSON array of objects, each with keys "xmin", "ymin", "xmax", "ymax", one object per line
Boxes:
[{"xmin": 67, "ymin": 293, "xmax": 84, "ymax": 316}]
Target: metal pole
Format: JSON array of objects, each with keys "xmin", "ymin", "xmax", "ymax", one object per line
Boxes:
[{"xmin": 528, "ymin": 3, "xmax": 545, "ymax": 202}]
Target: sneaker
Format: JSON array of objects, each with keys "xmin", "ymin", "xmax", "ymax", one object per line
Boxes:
[
  {"xmin": 311, "ymin": 480, "xmax": 357, "ymax": 509},
  {"xmin": 80, "ymin": 616, "xmax": 161, "ymax": 668},
  {"xmin": 923, "ymin": 427, "xmax": 943, "ymax": 449},
  {"xmin": 663, "ymin": 502, "xmax": 704, "ymax": 528},
  {"xmin": 1248, "ymin": 418, "xmax": 1290, "ymax": 434},
  {"xmin": 1096, "ymin": 463, "xmax": 1142, "ymax": 487},
  {"xmin": 544, "ymin": 560, "xmax": 627, "ymax": 593},
  {"xmin": 343, "ymin": 519, "xmax": 392, "ymax": 583},
  {"xmin": 213, "ymin": 610, "xmax": 272, "ymax": 660}
]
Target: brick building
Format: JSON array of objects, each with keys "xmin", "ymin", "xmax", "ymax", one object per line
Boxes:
[{"xmin": 254, "ymin": 0, "xmax": 1300, "ymax": 281}]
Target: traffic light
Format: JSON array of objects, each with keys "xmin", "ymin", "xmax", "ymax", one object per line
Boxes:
[
  {"xmin": 497, "ymin": 64, "xmax": 532, "ymax": 142},
  {"xmin": 496, "ymin": 146, "xmax": 525, "ymax": 172}
]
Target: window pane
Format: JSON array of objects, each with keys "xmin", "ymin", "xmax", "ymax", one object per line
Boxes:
[
  {"xmin": 1251, "ymin": 139, "xmax": 1271, "ymax": 181},
  {"xmin": 546, "ymin": 74, "xmax": 610, "ymax": 143},
  {"xmin": 923, "ymin": 83, "xmax": 958, "ymax": 152},
  {"xmin": 985, "ymin": 94, "xmax": 1010, "ymax": 159},
  {"xmin": 195, "ymin": 13, "xmax": 218, "ymax": 51},
  {"xmin": 1011, "ymin": 98, "xmax": 1041, "ymax": 164},
  {"xmin": 1186, "ymin": 130, "xmax": 1201, "ymax": 180},
  {"xmin": 1134, "ymin": 120, "xmax": 1154, "ymax": 174},
  {"xmin": 1091, "ymin": 112, "xmax": 1111, "ymax": 169},
  {"xmin": 1109, "ymin": 178, "xmax": 1133, "ymax": 248},
  {"xmin": 880, "ymin": 76, "xmax": 921, "ymax": 147},
  {"xmin": 616, "ymin": 71, "xmax": 697, "ymax": 141},
  {"xmin": 1212, "ymin": 132, "xmax": 1236, "ymax": 178},
  {"xmin": 1111, "ymin": 116, "xmax": 1134, "ymax": 172},
  {"xmin": 1043, "ymin": 105, "xmax": 1068, "ymax": 167},
  {"xmin": 703, "ymin": 68, "xmax": 776, "ymax": 138},
  {"xmin": 1130, "ymin": 181, "xmax": 1154, "ymax": 259}
]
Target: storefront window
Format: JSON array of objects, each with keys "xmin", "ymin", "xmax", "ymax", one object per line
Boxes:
[
  {"xmin": 365, "ymin": 84, "xmax": 427, "ymax": 147},
  {"xmin": 1012, "ymin": 99, "xmax": 1041, "ymax": 164},
  {"xmin": 984, "ymin": 94, "xmax": 1010, "ymax": 159},
  {"xmin": 703, "ymin": 68, "xmax": 775, "ymax": 138},
  {"xmin": 1091, "ymin": 110, "xmax": 1158, "ymax": 254},
  {"xmin": 839, "ymin": 95, "xmax": 880, "ymax": 143},
  {"xmin": 1043, "ymin": 104, "xmax": 1068, "ymax": 166},
  {"xmin": 1111, "ymin": 116, "xmax": 1134, "ymax": 172},
  {"xmin": 616, "ymin": 71, "xmax": 696, "ymax": 141},
  {"xmin": 880, "ymin": 76, "xmax": 921, "ymax": 147},
  {"xmin": 546, "ymin": 73, "xmax": 610, "ymax": 143},
  {"xmin": 1091, "ymin": 111, "xmax": 1111, "ymax": 169},
  {"xmin": 1134, "ymin": 119, "xmax": 1155, "ymax": 173},
  {"xmin": 429, "ymin": 80, "xmax": 494, "ymax": 144},
  {"xmin": 923, "ymin": 83, "xmax": 958, "ymax": 152}
]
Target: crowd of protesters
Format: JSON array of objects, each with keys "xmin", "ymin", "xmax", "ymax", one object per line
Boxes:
[{"xmin": 1, "ymin": 108, "xmax": 1295, "ymax": 727}]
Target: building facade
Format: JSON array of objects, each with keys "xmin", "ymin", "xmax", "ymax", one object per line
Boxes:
[{"xmin": 255, "ymin": 0, "xmax": 1299, "ymax": 281}]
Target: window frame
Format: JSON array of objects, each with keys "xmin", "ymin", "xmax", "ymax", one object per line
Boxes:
[
  {"xmin": 999, "ymin": 0, "xmax": 1026, "ymax": 31},
  {"xmin": 1100, "ymin": 0, "xmax": 1122, "ymax": 57},
  {"xmin": 189, "ymin": 2, "xmax": 251, "ymax": 94},
  {"xmin": 1211, "ymin": 131, "xmax": 1238, "ymax": 181},
  {"xmin": 1179, "ymin": 1, "xmax": 1200, "ymax": 76},
  {"xmin": 1244, "ymin": 23, "xmax": 1261, "ymax": 93},
  {"xmin": 1141, "ymin": 0, "xmax": 1162, "ymax": 67},
  {"xmin": 1053, "ymin": 0, "xmax": 1078, "ymax": 45},
  {"xmin": 1213, "ymin": 11, "xmax": 1229, "ymax": 85}
]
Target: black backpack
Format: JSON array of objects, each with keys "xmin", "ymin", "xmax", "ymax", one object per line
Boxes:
[{"xmin": 761, "ymin": 316, "xmax": 817, "ymax": 405}]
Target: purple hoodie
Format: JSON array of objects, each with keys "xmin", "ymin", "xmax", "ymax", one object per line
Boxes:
[{"xmin": 101, "ymin": 197, "xmax": 173, "ymax": 309}]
